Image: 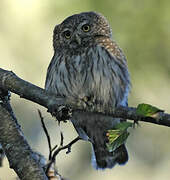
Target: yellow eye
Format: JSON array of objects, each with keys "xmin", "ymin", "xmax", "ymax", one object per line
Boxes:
[
  {"xmin": 63, "ymin": 30, "xmax": 71, "ymax": 39},
  {"xmin": 82, "ymin": 24, "xmax": 90, "ymax": 32}
]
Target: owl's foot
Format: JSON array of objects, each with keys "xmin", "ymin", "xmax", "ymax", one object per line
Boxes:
[
  {"xmin": 81, "ymin": 96, "xmax": 95, "ymax": 108},
  {"xmin": 48, "ymin": 105, "xmax": 72, "ymax": 122},
  {"xmin": 0, "ymin": 89, "xmax": 11, "ymax": 103}
]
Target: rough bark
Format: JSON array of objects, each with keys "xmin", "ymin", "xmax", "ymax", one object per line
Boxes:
[{"xmin": 0, "ymin": 89, "xmax": 48, "ymax": 180}]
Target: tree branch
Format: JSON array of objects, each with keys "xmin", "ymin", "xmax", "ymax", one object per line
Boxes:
[
  {"xmin": 0, "ymin": 89, "xmax": 48, "ymax": 180},
  {"xmin": 38, "ymin": 109, "xmax": 80, "ymax": 178},
  {"xmin": 38, "ymin": 109, "xmax": 68, "ymax": 180},
  {"xmin": 38, "ymin": 109, "xmax": 53, "ymax": 161},
  {"xmin": 45, "ymin": 136, "xmax": 81, "ymax": 174},
  {"xmin": 0, "ymin": 68, "xmax": 170, "ymax": 127}
]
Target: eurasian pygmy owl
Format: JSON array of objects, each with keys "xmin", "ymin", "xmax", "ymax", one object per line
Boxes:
[{"xmin": 45, "ymin": 12, "xmax": 130, "ymax": 169}]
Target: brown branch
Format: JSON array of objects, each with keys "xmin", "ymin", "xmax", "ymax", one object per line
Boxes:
[
  {"xmin": 38, "ymin": 109, "xmax": 53, "ymax": 160},
  {"xmin": 38, "ymin": 109, "xmax": 80, "ymax": 177},
  {"xmin": 0, "ymin": 90, "xmax": 48, "ymax": 180},
  {"xmin": 38, "ymin": 108, "xmax": 68, "ymax": 180},
  {"xmin": 0, "ymin": 68, "xmax": 170, "ymax": 127},
  {"xmin": 46, "ymin": 136, "xmax": 81, "ymax": 174}
]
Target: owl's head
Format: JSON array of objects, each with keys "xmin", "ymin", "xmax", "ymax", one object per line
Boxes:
[{"xmin": 53, "ymin": 12, "xmax": 112, "ymax": 52}]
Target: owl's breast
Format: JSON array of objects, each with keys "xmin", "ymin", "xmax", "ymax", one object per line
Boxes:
[{"xmin": 46, "ymin": 45, "xmax": 130, "ymax": 111}]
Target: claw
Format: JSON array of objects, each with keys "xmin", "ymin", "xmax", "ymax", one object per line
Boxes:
[{"xmin": 47, "ymin": 105, "xmax": 72, "ymax": 122}]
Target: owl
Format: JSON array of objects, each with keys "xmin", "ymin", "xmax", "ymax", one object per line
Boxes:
[{"xmin": 45, "ymin": 12, "xmax": 130, "ymax": 169}]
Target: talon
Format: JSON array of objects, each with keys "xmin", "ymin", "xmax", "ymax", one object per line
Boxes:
[{"xmin": 47, "ymin": 105, "xmax": 72, "ymax": 122}]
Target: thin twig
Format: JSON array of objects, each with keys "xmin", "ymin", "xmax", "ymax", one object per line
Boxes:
[
  {"xmin": 46, "ymin": 136, "xmax": 81, "ymax": 174},
  {"xmin": 38, "ymin": 109, "xmax": 53, "ymax": 160},
  {"xmin": 38, "ymin": 110, "xmax": 70, "ymax": 179},
  {"xmin": 51, "ymin": 144, "xmax": 58, "ymax": 152},
  {"xmin": 38, "ymin": 110, "xmax": 80, "ymax": 174},
  {"xmin": 59, "ymin": 127, "xmax": 64, "ymax": 147}
]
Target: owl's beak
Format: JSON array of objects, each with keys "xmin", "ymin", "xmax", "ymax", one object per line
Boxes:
[{"xmin": 73, "ymin": 34, "xmax": 81, "ymax": 45}]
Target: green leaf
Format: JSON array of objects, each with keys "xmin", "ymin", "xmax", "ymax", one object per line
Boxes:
[
  {"xmin": 114, "ymin": 122, "xmax": 133, "ymax": 131},
  {"xmin": 107, "ymin": 131, "xmax": 130, "ymax": 152},
  {"xmin": 106, "ymin": 122, "xmax": 133, "ymax": 152},
  {"xmin": 136, "ymin": 103, "xmax": 164, "ymax": 117},
  {"xmin": 107, "ymin": 129, "xmax": 122, "ymax": 143}
]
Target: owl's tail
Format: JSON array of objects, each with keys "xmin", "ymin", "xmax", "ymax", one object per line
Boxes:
[
  {"xmin": 91, "ymin": 143, "xmax": 128, "ymax": 169},
  {"xmin": 71, "ymin": 111, "xmax": 129, "ymax": 169}
]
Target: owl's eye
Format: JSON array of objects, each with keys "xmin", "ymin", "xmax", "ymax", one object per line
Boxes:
[
  {"xmin": 63, "ymin": 30, "xmax": 71, "ymax": 39},
  {"xmin": 82, "ymin": 24, "xmax": 90, "ymax": 32}
]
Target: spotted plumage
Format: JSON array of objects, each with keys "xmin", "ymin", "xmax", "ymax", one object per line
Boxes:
[{"xmin": 45, "ymin": 11, "xmax": 130, "ymax": 169}]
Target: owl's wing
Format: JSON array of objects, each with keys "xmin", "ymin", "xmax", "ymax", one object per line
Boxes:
[
  {"xmin": 103, "ymin": 39, "xmax": 130, "ymax": 107},
  {"xmin": 45, "ymin": 54, "xmax": 58, "ymax": 92}
]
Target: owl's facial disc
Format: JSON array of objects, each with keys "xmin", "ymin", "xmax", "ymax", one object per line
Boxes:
[{"xmin": 53, "ymin": 12, "xmax": 112, "ymax": 51}]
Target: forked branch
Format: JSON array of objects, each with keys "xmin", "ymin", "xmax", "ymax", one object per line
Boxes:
[{"xmin": 38, "ymin": 109, "xmax": 80, "ymax": 174}]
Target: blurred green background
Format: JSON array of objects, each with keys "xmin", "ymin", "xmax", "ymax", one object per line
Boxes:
[{"xmin": 0, "ymin": 0, "xmax": 170, "ymax": 179}]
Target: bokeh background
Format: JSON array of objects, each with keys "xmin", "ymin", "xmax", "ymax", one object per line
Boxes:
[{"xmin": 0, "ymin": 0, "xmax": 170, "ymax": 179}]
